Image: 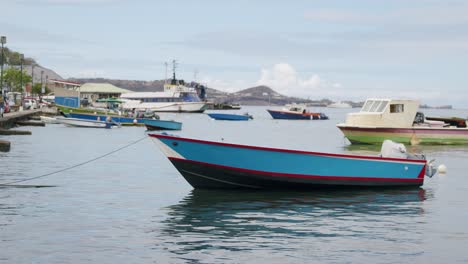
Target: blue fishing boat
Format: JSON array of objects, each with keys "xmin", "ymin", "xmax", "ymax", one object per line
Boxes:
[
  {"xmin": 65, "ymin": 112, "xmax": 154, "ymax": 126},
  {"xmin": 144, "ymin": 119, "xmax": 182, "ymax": 131},
  {"xmin": 149, "ymin": 134, "xmax": 435, "ymax": 189},
  {"xmin": 207, "ymin": 113, "xmax": 253, "ymax": 121},
  {"xmin": 267, "ymin": 104, "xmax": 328, "ymax": 120}
]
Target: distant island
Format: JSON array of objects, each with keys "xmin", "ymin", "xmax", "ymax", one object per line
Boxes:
[
  {"xmin": 69, "ymin": 77, "xmax": 366, "ymax": 107},
  {"xmin": 420, "ymin": 104, "xmax": 453, "ymax": 109}
]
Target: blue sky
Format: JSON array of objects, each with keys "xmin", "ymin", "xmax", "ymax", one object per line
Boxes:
[{"xmin": 1, "ymin": 0, "xmax": 468, "ymax": 107}]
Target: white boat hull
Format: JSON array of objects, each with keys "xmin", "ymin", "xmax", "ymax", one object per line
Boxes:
[
  {"xmin": 40, "ymin": 116, "xmax": 60, "ymax": 124},
  {"xmin": 56, "ymin": 117, "xmax": 112, "ymax": 128}
]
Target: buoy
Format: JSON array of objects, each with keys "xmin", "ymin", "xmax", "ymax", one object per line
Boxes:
[{"xmin": 437, "ymin": 164, "xmax": 447, "ymax": 174}]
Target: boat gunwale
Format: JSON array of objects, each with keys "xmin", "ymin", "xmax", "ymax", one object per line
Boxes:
[
  {"xmin": 149, "ymin": 134, "xmax": 426, "ymax": 164},
  {"xmin": 337, "ymin": 124, "xmax": 468, "ymax": 132}
]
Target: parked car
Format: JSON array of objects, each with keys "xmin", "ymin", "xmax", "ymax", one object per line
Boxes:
[{"xmin": 24, "ymin": 99, "xmax": 38, "ymax": 110}]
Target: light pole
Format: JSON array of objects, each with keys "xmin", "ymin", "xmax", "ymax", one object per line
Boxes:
[
  {"xmin": 1, "ymin": 36, "xmax": 6, "ymax": 94},
  {"xmin": 40, "ymin": 70, "xmax": 44, "ymax": 94},
  {"xmin": 20, "ymin": 54, "xmax": 24, "ymax": 93},
  {"xmin": 31, "ymin": 63, "xmax": 35, "ymax": 97}
]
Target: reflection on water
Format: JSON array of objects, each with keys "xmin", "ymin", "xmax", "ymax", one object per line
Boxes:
[{"xmin": 152, "ymin": 189, "xmax": 431, "ymax": 263}]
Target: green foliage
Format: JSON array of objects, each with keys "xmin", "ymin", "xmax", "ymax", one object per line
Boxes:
[
  {"xmin": 1, "ymin": 47, "xmax": 37, "ymax": 66},
  {"xmin": 32, "ymin": 83, "xmax": 50, "ymax": 95},
  {"xmin": 3, "ymin": 67, "xmax": 32, "ymax": 92}
]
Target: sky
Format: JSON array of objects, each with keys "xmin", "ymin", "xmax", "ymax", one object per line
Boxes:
[{"xmin": 1, "ymin": 0, "xmax": 468, "ymax": 107}]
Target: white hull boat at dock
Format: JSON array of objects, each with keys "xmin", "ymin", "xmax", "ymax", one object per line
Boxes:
[{"xmin": 56, "ymin": 117, "xmax": 119, "ymax": 128}]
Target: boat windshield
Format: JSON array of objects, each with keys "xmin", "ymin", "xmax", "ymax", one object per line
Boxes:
[
  {"xmin": 361, "ymin": 100, "xmax": 388, "ymax": 113},
  {"xmin": 180, "ymin": 92, "xmax": 201, "ymax": 102}
]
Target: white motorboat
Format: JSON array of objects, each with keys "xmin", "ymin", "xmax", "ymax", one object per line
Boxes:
[
  {"xmin": 56, "ymin": 117, "xmax": 118, "ymax": 128},
  {"xmin": 120, "ymin": 62, "xmax": 208, "ymax": 113}
]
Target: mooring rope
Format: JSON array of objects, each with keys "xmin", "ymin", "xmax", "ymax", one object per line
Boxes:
[{"xmin": 0, "ymin": 135, "xmax": 148, "ymax": 186}]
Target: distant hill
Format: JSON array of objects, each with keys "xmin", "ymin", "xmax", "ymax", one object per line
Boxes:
[
  {"xmin": 68, "ymin": 78, "xmax": 166, "ymax": 92},
  {"xmin": 69, "ymin": 78, "xmax": 332, "ymax": 106},
  {"xmin": 219, "ymin": 85, "xmax": 331, "ymax": 106},
  {"xmin": 1, "ymin": 47, "xmax": 62, "ymax": 84}
]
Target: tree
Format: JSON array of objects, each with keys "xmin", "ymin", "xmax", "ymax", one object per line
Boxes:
[
  {"xmin": 3, "ymin": 67, "xmax": 32, "ymax": 93},
  {"xmin": 32, "ymin": 83, "xmax": 50, "ymax": 95}
]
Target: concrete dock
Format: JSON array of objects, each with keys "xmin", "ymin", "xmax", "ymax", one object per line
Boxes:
[
  {"xmin": 0, "ymin": 109, "xmax": 42, "ymax": 129},
  {"xmin": 0, "ymin": 109, "xmax": 47, "ymax": 151}
]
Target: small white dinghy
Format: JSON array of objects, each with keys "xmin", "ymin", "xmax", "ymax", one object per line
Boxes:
[{"xmin": 56, "ymin": 117, "xmax": 119, "ymax": 128}]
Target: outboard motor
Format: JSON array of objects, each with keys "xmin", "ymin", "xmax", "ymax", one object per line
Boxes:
[
  {"xmin": 380, "ymin": 140, "xmax": 437, "ymax": 177},
  {"xmin": 320, "ymin": 113, "xmax": 329, "ymax": 120},
  {"xmin": 380, "ymin": 140, "xmax": 408, "ymax": 159}
]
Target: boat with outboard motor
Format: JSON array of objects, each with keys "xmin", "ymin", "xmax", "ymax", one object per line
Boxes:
[
  {"xmin": 149, "ymin": 133, "xmax": 436, "ymax": 189},
  {"xmin": 267, "ymin": 104, "xmax": 328, "ymax": 120},
  {"xmin": 56, "ymin": 116, "xmax": 119, "ymax": 128},
  {"xmin": 64, "ymin": 110, "xmax": 159, "ymax": 126}
]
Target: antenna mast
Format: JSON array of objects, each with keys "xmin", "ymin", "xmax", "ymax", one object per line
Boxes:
[{"xmin": 172, "ymin": 59, "xmax": 177, "ymax": 81}]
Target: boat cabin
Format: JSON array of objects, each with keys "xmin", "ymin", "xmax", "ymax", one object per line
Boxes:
[
  {"xmin": 285, "ymin": 103, "xmax": 308, "ymax": 113},
  {"xmin": 344, "ymin": 99, "xmax": 420, "ymax": 128}
]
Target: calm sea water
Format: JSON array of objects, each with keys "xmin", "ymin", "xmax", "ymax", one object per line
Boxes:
[{"xmin": 1, "ymin": 106, "xmax": 468, "ymax": 263}]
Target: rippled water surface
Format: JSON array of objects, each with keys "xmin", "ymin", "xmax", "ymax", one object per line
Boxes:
[{"xmin": 1, "ymin": 106, "xmax": 468, "ymax": 263}]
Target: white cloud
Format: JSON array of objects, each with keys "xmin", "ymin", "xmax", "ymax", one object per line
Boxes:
[
  {"xmin": 255, "ymin": 63, "xmax": 329, "ymax": 98},
  {"xmin": 200, "ymin": 76, "xmax": 248, "ymax": 93}
]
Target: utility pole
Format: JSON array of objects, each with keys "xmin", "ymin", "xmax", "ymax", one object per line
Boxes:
[
  {"xmin": 0, "ymin": 36, "xmax": 6, "ymax": 94},
  {"xmin": 20, "ymin": 54, "xmax": 24, "ymax": 93},
  {"xmin": 40, "ymin": 70, "xmax": 44, "ymax": 95},
  {"xmin": 31, "ymin": 63, "xmax": 35, "ymax": 97}
]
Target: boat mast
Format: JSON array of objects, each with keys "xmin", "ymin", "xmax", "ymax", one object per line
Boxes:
[{"xmin": 172, "ymin": 59, "xmax": 177, "ymax": 85}]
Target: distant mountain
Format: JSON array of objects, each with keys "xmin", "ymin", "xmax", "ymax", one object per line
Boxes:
[
  {"xmin": 68, "ymin": 78, "xmax": 166, "ymax": 92},
  {"xmin": 1, "ymin": 47, "xmax": 62, "ymax": 84},
  {"xmin": 26, "ymin": 66, "xmax": 62, "ymax": 84},
  {"xmin": 68, "ymin": 78, "xmax": 332, "ymax": 106},
  {"xmin": 221, "ymin": 85, "xmax": 331, "ymax": 106}
]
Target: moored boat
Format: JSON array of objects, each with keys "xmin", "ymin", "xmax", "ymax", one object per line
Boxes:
[
  {"xmin": 337, "ymin": 98, "xmax": 468, "ymax": 145},
  {"xmin": 149, "ymin": 133, "xmax": 435, "ymax": 189},
  {"xmin": 65, "ymin": 111, "xmax": 156, "ymax": 126},
  {"xmin": 56, "ymin": 117, "xmax": 117, "ymax": 128},
  {"xmin": 267, "ymin": 104, "xmax": 328, "ymax": 120},
  {"xmin": 120, "ymin": 61, "xmax": 208, "ymax": 113},
  {"xmin": 207, "ymin": 113, "xmax": 253, "ymax": 121},
  {"xmin": 144, "ymin": 119, "xmax": 182, "ymax": 131}
]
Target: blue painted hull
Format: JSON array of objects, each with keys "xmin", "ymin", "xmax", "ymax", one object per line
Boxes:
[
  {"xmin": 267, "ymin": 110, "xmax": 328, "ymax": 120},
  {"xmin": 207, "ymin": 113, "xmax": 251, "ymax": 121},
  {"xmin": 149, "ymin": 134, "xmax": 427, "ymax": 189},
  {"xmin": 144, "ymin": 119, "xmax": 182, "ymax": 130},
  {"xmin": 66, "ymin": 112, "xmax": 149, "ymax": 126}
]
